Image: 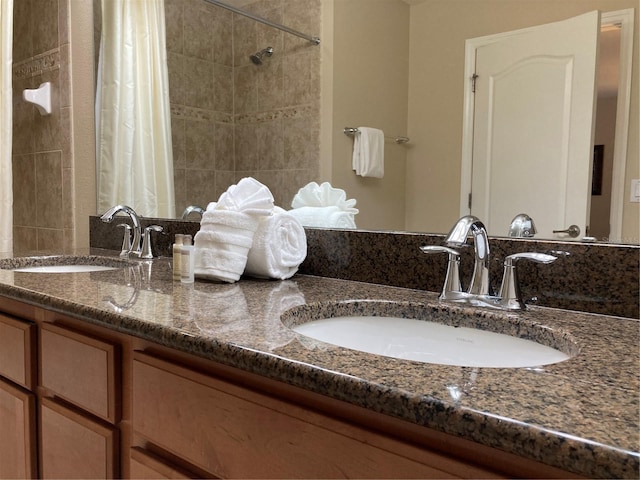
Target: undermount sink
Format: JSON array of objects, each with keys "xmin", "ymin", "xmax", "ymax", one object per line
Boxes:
[
  {"xmin": 282, "ymin": 301, "xmax": 578, "ymax": 368},
  {"xmin": 0, "ymin": 255, "xmax": 133, "ymax": 274}
]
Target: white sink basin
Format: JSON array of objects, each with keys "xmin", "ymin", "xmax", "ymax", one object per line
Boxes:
[
  {"xmin": 13, "ymin": 265, "xmax": 119, "ymax": 273},
  {"xmin": 0, "ymin": 255, "xmax": 132, "ymax": 274},
  {"xmin": 284, "ymin": 302, "xmax": 576, "ymax": 368}
]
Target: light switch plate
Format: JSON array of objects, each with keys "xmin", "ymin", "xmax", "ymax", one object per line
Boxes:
[{"xmin": 631, "ymin": 179, "xmax": 640, "ymax": 203}]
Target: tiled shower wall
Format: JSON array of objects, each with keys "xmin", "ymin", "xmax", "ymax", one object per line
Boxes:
[
  {"xmin": 12, "ymin": 0, "xmax": 74, "ymax": 254},
  {"xmin": 167, "ymin": 0, "xmax": 321, "ymax": 214}
]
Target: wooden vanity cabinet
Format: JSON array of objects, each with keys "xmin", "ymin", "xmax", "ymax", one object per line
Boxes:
[{"xmin": 0, "ymin": 297, "xmax": 580, "ymax": 479}]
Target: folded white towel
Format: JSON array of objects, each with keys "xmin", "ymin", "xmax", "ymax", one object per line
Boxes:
[
  {"xmin": 193, "ymin": 177, "xmax": 274, "ymax": 283},
  {"xmin": 244, "ymin": 207, "xmax": 307, "ymax": 280},
  {"xmin": 216, "ymin": 177, "xmax": 274, "ymax": 216},
  {"xmin": 291, "ymin": 181, "xmax": 358, "ymax": 211},
  {"xmin": 352, "ymin": 126, "xmax": 384, "ymax": 178},
  {"xmin": 287, "ymin": 206, "xmax": 357, "ymax": 229}
]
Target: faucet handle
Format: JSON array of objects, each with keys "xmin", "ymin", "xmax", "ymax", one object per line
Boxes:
[
  {"xmin": 117, "ymin": 223, "xmax": 132, "ymax": 258},
  {"xmin": 420, "ymin": 245, "xmax": 463, "ymax": 300},
  {"xmin": 139, "ymin": 225, "xmax": 164, "ymax": 259},
  {"xmin": 498, "ymin": 252, "xmax": 557, "ymax": 310}
]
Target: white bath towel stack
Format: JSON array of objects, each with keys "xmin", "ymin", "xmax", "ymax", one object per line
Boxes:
[
  {"xmin": 194, "ymin": 178, "xmax": 274, "ymax": 283},
  {"xmin": 352, "ymin": 126, "xmax": 384, "ymax": 178},
  {"xmin": 289, "ymin": 182, "xmax": 359, "ymax": 229},
  {"xmin": 244, "ymin": 207, "xmax": 307, "ymax": 280}
]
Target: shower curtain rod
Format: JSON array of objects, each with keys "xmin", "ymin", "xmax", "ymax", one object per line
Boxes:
[{"xmin": 204, "ymin": 0, "xmax": 321, "ymax": 45}]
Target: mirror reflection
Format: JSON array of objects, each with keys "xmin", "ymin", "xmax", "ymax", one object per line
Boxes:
[{"xmin": 94, "ymin": 0, "xmax": 639, "ymax": 244}]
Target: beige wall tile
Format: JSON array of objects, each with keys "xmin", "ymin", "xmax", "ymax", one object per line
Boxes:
[
  {"xmin": 213, "ymin": 8, "xmax": 233, "ymax": 66},
  {"xmin": 214, "ymin": 123, "xmax": 234, "ymax": 170},
  {"xmin": 184, "ymin": 0, "xmax": 215, "ymax": 61},
  {"xmin": 184, "ymin": 57, "xmax": 215, "ymax": 110},
  {"xmin": 33, "ymin": 0, "xmax": 59, "ymax": 54},
  {"xmin": 185, "ymin": 119, "xmax": 215, "ymax": 170},
  {"xmin": 186, "ymin": 169, "xmax": 217, "ymax": 207},
  {"xmin": 12, "ymin": 227, "xmax": 38, "ymax": 255},
  {"xmin": 35, "ymin": 152, "xmax": 63, "ymax": 229},
  {"xmin": 214, "ymin": 64, "xmax": 234, "ymax": 113},
  {"xmin": 12, "ymin": 0, "xmax": 32, "ymax": 62},
  {"xmin": 235, "ymin": 123, "xmax": 258, "ymax": 171},
  {"xmin": 12, "ymin": 154, "xmax": 37, "ymax": 227},
  {"xmin": 165, "ymin": 0, "xmax": 185, "ymax": 54},
  {"xmin": 37, "ymin": 228, "xmax": 65, "ymax": 252},
  {"xmin": 256, "ymin": 119, "xmax": 283, "ymax": 170}
]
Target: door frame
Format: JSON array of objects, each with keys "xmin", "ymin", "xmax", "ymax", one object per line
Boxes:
[{"xmin": 459, "ymin": 9, "xmax": 635, "ymax": 241}]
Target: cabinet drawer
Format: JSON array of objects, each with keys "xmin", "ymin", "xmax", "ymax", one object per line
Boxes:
[
  {"xmin": 130, "ymin": 447, "xmax": 200, "ymax": 479},
  {"xmin": 40, "ymin": 397, "xmax": 118, "ymax": 479},
  {"xmin": 40, "ymin": 323, "xmax": 118, "ymax": 422},
  {"xmin": 0, "ymin": 314, "xmax": 36, "ymax": 389},
  {"xmin": 132, "ymin": 352, "xmax": 482, "ymax": 479}
]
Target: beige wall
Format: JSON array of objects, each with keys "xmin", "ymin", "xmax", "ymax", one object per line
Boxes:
[
  {"xmin": 326, "ymin": 0, "xmax": 410, "ymax": 231},
  {"xmin": 406, "ymin": 0, "xmax": 639, "ymax": 241}
]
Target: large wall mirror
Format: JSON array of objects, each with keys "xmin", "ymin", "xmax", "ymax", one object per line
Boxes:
[{"xmin": 93, "ymin": 0, "xmax": 639, "ymax": 244}]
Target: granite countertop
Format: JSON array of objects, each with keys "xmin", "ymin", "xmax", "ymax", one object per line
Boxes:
[{"xmin": 0, "ymin": 251, "xmax": 637, "ymax": 478}]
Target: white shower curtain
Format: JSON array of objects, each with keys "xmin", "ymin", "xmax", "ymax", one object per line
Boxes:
[
  {"xmin": 96, "ymin": 0, "xmax": 175, "ymax": 218},
  {"xmin": 0, "ymin": 0, "xmax": 13, "ymax": 253}
]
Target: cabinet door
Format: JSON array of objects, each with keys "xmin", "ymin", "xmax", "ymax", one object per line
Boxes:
[
  {"xmin": 0, "ymin": 379, "xmax": 37, "ymax": 479},
  {"xmin": 40, "ymin": 397, "xmax": 118, "ymax": 479},
  {"xmin": 0, "ymin": 313, "xmax": 36, "ymax": 389}
]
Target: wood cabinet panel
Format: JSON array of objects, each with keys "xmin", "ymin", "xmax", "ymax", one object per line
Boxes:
[
  {"xmin": 0, "ymin": 314, "xmax": 35, "ymax": 389},
  {"xmin": 130, "ymin": 447, "xmax": 201, "ymax": 479},
  {"xmin": 40, "ymin": 322, "xmax": 118, "ymax": 422},
  {"xmin": 40, "ymin": 397, "xmax": 118, "ymax": 479},
  {"xmin": 0, "ymin": 379, "xmax": 37, "ymax": 479},
  {"xmin": 132, "ymin": 352, "xmax": 494, "ymax": 479}
]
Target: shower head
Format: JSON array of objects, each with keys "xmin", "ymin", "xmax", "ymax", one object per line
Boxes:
[{"xmin": 250, "ymin": 47, "xmax": 274, "ymax": 65}]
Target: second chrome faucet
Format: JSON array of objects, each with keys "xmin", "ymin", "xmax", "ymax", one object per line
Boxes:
[
  {"xmin": 100, "ymin": 204, "xmax": 163, "ymax": 259},
  {"xmin": 421, "ymin": 215, "xmax": 556, "ymax": 310}
]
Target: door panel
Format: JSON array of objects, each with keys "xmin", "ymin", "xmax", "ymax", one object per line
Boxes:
[{"xmin": 469, "ymin": 11, "xmax": 600, "ymax": 239}]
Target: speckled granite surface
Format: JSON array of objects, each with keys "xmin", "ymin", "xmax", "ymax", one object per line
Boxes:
[
  {"xmin": 89, "ymin": 217, "xmax": 640, "ymax": 318},
  {"xmin": 0, "ymin": 250, "xmax": 637, "ymax": 478}
]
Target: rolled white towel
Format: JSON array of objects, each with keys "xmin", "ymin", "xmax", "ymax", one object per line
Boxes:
[
  {"xmin": 244, "ymin": 207, "xmax": 307, "ymax": 280},
  {"xmin": 288, "ymin": 206, "xmax": 357, "ymax": 229}
]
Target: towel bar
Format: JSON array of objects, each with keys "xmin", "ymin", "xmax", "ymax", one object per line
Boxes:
[{"xmin": 344, "ymin": 127, "xmax": 409, "ymax": 145}]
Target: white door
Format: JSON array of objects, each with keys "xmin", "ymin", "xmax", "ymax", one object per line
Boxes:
[{"xmin": 466, "ymin": 11, "xmax": 600, "ymax": 239}]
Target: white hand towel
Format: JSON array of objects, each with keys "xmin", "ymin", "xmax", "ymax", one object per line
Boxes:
[
  {"xmin": 287, "ymin": 206, "xmax": 357, "ymax": 229},
  {"xmin": 244, "ymin": 207, "xmax": 307, "ymax": 280},
  {"xmin": 352, "ymin": 127, "xmax": 384, "ymax": 178}
]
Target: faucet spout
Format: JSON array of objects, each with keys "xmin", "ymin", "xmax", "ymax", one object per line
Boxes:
[
  {"xmin": 100, "ymin": 205, "xmax": 142, "ymax": 257},
  {"xmin": 445, "ymin": 215, "xmax": 491, "ymax": 296}
]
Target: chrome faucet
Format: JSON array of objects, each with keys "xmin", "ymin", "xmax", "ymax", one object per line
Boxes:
[
  {"xmin": 444, "ymin": 215, "xmax": 491, "ymax": 297},
  {"xmin": 181, "ymin": 205, "xmax": 205, "ymax": 220},
  {"xmin": 421, "ymin": 215, "xmax": 557, "ymax": 310},
  {"xmin": 508, "ymin": 213, "xmax": 537, "ymax": 238},
  {"xmin": 100, "ymin": 205, "xmax": 142, "ymax": 257}
]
